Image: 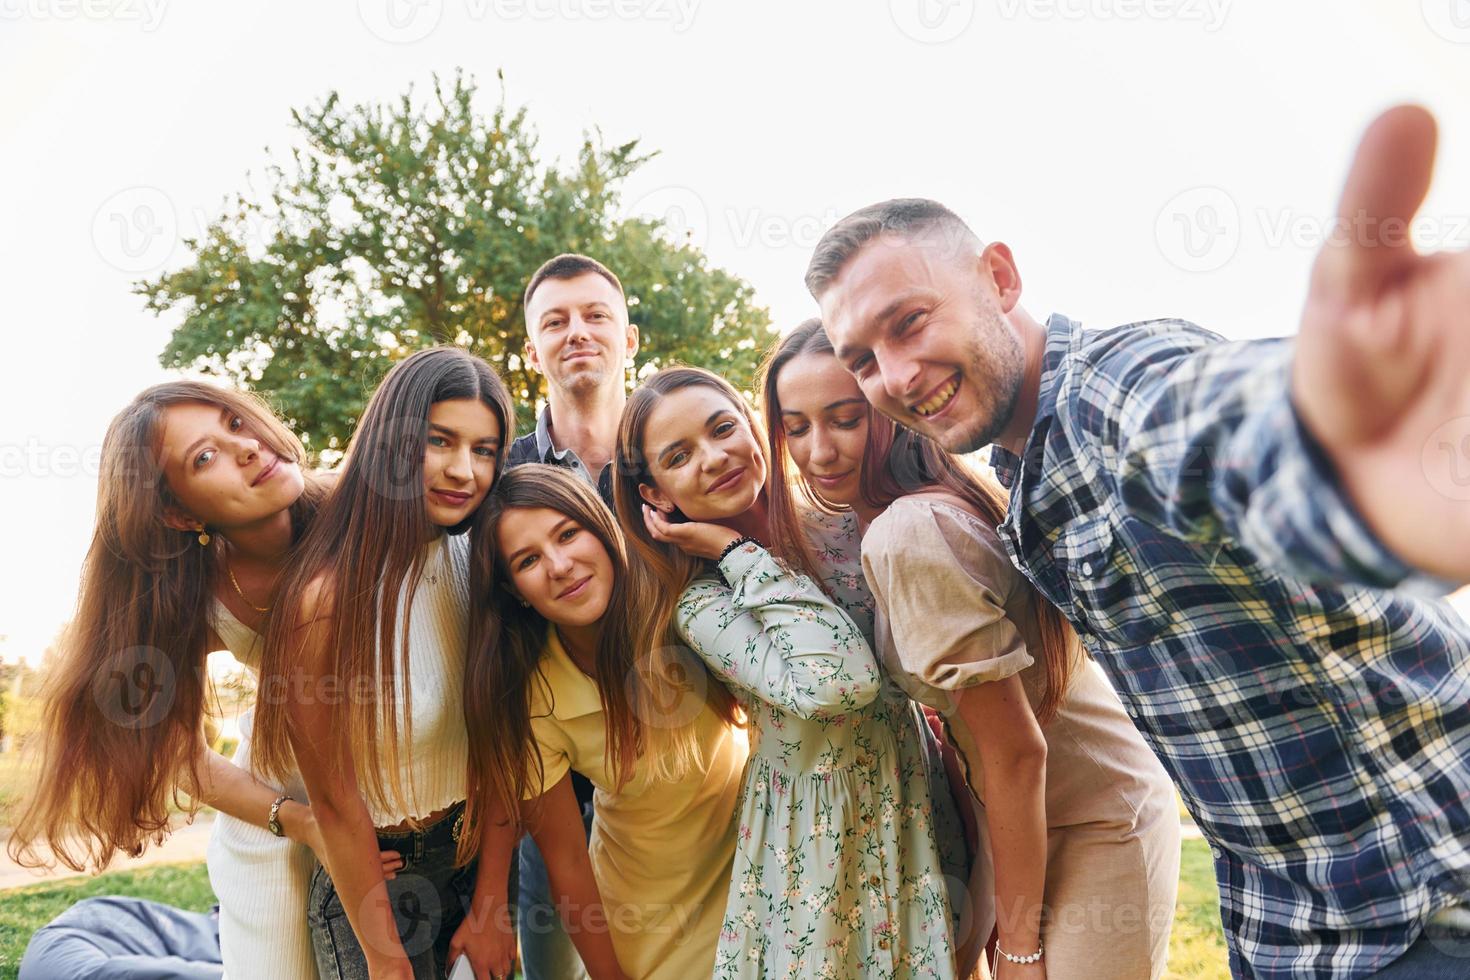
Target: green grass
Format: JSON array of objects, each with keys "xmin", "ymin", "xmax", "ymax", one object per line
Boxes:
[
  {"xmin": 0, "ymin": 842, "xmax": 1228, "ymax": 980},
  {"xmin": 1165, "ymin": 836, "xmax": 1230, "ymax": 980}
]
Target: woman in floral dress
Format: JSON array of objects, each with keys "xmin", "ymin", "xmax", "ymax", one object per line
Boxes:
[{"xmin": 613, "ymin": 366, "xmax": 960, "ymax": 980}]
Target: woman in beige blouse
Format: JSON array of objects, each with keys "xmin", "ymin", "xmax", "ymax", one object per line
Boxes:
[{"xmin": 762, "ymin": 320, "xmax": 1181, "ymax": 980}]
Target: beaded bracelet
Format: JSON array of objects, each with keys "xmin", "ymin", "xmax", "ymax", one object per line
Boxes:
[{"xmin": 995, "ymin": 939, "xmax": 1044, "ymax": 965}]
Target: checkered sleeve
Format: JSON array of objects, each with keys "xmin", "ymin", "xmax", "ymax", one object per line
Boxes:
[{"xmin": 1068, "ymin": 319, "xmax": 1450, "ymax": 593}]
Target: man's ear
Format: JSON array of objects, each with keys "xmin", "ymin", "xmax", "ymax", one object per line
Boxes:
[
  {"xmin": 523, "ymin": 335, "xmax": 544, "ymax": 375},
  {"xmin": 980, "ymin": 241, "xmax": 1023, "ymax": 314},
  {"xmin": 637, "ymin": 481, "xmax": 673, "ymax": 513},
  {"xmin": 160, "ymin": 506, "xmax": 200, "ymax": 533},
  {"xmin": 625, "ymin": 322, "xmax": 640, "ymax": 361}
]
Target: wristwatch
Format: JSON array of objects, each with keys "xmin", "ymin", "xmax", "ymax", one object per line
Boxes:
[{"xmin": 267, "ymin": 794, "xmax": 294, "ymax": 837}]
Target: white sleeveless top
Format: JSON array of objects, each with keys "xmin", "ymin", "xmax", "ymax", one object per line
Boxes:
[
  {"xmin": 365, "ymin": 531, "xmax": 472, "ymax": 825},
  {"xmin": 210, "ymin": 532, "xmax": 471, "ymax": 826}
]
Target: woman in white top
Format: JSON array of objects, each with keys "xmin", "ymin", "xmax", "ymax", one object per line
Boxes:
[
  {"xmin": 250, "ymin": 347, "xmax": 515, "ymax": 980},
  {"xmin": 8, "ymin": 380, "xmax": 401, "ymax": 979}
]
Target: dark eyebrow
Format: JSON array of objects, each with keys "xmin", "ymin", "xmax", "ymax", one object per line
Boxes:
[
  {"xmin": 180, "ymin": 407, "xmax": 232, "ymax": 467},
  {"xmin": 505, "ymin": 516, "xmax": 576, "ymax": 565},
  {"xmin": 430, "ymin": 422, "xmax": 500, "ymax": 446},
  {"xmin": 782, "ymin": 397, "xmax": 865, "ymax": 418}
]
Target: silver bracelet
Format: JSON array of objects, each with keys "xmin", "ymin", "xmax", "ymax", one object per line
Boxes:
[{"xmin": 995, "ymin": 938, "xmax": 1044, "ymax": 965}]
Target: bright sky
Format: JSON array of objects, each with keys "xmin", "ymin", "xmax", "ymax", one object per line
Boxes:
[{"xmin": 3, "ymin": 1, "xmax": 1469, "ymax": 663}]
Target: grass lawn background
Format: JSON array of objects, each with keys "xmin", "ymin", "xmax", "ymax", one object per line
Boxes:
[{"xmin": 0, "ymin": 838, "xmax": 1230, "ymax": 980}]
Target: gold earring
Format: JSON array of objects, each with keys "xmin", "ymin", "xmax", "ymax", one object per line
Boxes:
[{"xmin": 196, "ymin": 525, "xmax": 211, "ymax": 547}]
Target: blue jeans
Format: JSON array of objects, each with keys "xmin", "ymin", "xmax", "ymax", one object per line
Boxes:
[
  {"xmin": 515, "ymin": 803, "xmax": 592, "ymax": 980},
  {"xmin": 1370, "ymin": 924, "xmax": 1470, "ymax": 978},
  {"xmin": 308, "ymin": 802, "xmax": 479, "ymax": 980}
]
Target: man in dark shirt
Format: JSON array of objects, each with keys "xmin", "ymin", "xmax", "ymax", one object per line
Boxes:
[
  {"xmin": 505, "ymin": 253, "xmax": 637, "ymax": 980},
  {"xmin": 506, "ymin": 252, "xmax": 638, "ymax": 506}
]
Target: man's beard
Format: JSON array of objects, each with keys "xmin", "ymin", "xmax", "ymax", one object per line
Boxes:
[{"xmin": 939, "ymin": 306, "xmax": 1024, "ymax": 454}]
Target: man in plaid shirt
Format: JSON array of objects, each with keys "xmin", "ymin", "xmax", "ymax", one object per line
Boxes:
[{"xmin": 806, "ymin": 107, "xmax": 1470, "ymax": 978}]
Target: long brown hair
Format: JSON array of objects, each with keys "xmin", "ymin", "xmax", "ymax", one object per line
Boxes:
[
  {"xmin": 8, "ymin": 382, "xmax": 325, "ymax": 872},
  {"xmin": 460, "ymin": 465, "xmax": 711, "ymax": 862},
  {"xmin": 760, "ymin": 319, "xmax": 1080, "ymax": 723},
  {"xmin": 251, "ymin": 347, "xmax": 514, "ymax": 817},
  {"xmin": 612, "ymin": 366, "xmax": 747, "ymax": 729}
]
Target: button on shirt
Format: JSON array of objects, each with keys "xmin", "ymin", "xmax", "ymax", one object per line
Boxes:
[
  {"xmin": 990, "ymin": 314, "xmax": 1470, "ymax": 980},
  {"xmin": 506, "ymin": 405, "xmax": 615, "ymax": 508}
]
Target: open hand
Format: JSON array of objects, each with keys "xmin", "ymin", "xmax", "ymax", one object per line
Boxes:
[
  {"xmin": 642, "ymin": 503, "xmax": 742, "ymax": 560},
  {"xmin": 1293, "ymin": 105, "xmax": 1470, "ymax": 582}
]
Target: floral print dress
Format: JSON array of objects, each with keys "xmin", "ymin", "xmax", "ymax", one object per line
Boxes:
[{"xmin": 675, "ymin": 526, "xmax": 959, "ymax": 980}]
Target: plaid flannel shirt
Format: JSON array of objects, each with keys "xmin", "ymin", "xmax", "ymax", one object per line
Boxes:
[{"xmin": 991, "ymin": 314, "xmax": 1470, "ymax": 979}]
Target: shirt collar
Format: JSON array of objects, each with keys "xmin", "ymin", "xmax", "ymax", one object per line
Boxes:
[
  {"xmin": 532, "ymin": 627, "xmax": 605, "ymax": 722},
  {"xmin": 990, "ymin": 312, "xmax": 1079, "ymax": 489},
  {"xmin": 533, "ymin": 404, "xmax": 559, "ymax": 463}
]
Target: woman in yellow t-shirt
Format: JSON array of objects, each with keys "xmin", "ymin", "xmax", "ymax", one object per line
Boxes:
[{"xmin": 453, "ymin": 464, "xmax": 748, "ymax": 980}]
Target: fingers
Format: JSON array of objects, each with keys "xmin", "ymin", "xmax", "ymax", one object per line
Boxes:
[
  {"xmin": 1321, "ymin": 105, "xmax": 1438, "ymax": 294},
  {"xmin": 379, "ymin": 849, "xmax": 404, "ymax": 879}
]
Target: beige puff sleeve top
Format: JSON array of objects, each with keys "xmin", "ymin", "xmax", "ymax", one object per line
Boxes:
[
  {"xmin": 863, "ymin": 495, "xmax": 1176, "ymax": 829},
  {"xmin": 862, "ymin": 494, "xmax": 1040, "ymax": 711}
]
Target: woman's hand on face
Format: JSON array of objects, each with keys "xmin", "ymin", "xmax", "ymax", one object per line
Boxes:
[{"xmin": 642, "ymin": 504, "xmax": 742, "ymax": 560}]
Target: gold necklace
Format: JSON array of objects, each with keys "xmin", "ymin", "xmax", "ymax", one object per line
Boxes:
[{"xmin": 225, "ymin": 546, "xmax": 271, "ymax": 613}]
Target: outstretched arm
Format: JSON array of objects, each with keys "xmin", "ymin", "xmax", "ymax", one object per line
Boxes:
[{"xmin": 1292, "ymin": 106, "xmax": 1470, "ymax": 584}]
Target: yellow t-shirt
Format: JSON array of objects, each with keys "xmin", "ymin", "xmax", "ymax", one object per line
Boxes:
[{"xmin": 528, "ymin": 629, "xmax": 747, "ymax": 980}]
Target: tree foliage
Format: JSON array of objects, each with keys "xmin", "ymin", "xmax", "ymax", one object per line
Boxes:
[{"xmin": 139, "ymin": 71, "xmax": 773, "ymax": 453}]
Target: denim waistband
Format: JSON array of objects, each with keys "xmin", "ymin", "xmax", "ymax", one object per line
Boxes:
[{"xmin": 374, "ymin": 800, "xmax": 466, "ymax": 848}]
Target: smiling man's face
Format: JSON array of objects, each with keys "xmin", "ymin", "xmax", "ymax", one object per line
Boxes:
[
  {"xmin": 524, "ymin": 272, "xmax": 638, "ymax": 398},
  {"xmin": 818, "ymin": 234, "xmax": 1024, "ymax": 454}
]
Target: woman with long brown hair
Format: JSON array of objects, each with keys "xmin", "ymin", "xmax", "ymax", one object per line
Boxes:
[
  {"xmin": 7, "ymin": 380, "xmax": 402, "ymax": 979},
  {"xmin": 449, "ymin": 463, "xmax": 746, "ymax": 980},
  {"xmin": 249, "ymin": 346, "xmax": 514, "ymax": 980},
  {"xmin": 764, "ymin": 319, "xmax": 1182, "ymax": 980},
  {"xmin": 613, "ymin": 365, "xmax": 961, "ymax": 980}
]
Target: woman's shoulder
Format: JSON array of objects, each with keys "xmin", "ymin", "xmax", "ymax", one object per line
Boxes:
[{"xmin": 865, "ymin": 493, "xmax": 1013, "ymax": 577}]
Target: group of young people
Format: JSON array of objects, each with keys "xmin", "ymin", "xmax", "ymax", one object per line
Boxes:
[{"xmin": 11, "ymin": 106, "xmax": 1470, "ymax": 980}]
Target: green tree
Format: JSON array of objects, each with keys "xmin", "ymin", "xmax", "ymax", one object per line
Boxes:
[{"xmin": 139, "ymin": 71, "xmax": 773, "ymax": 453}]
